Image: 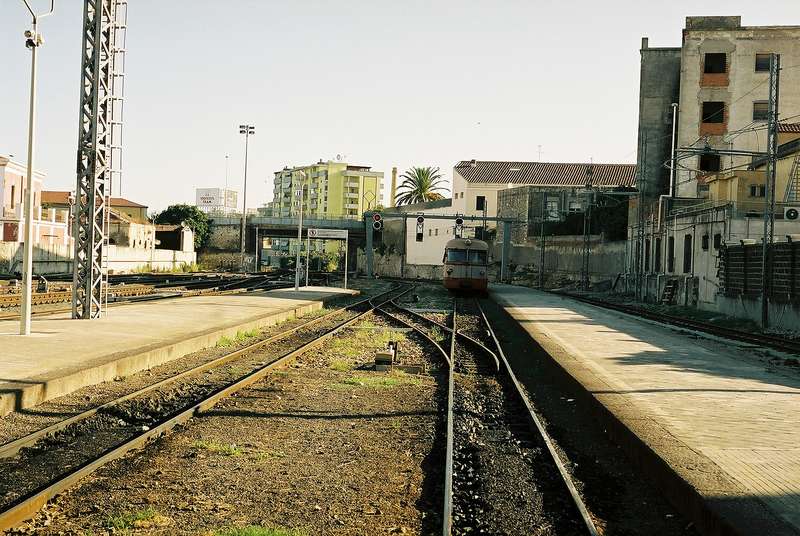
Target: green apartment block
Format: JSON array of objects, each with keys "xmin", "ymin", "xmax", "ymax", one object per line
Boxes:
[
  {"xmin": 272, "ymin": 160, "xmax": 384, "ymax": 219},
  {"xmin": 269, "ymin": 161, "xmax": 384, "ymax": 259}
]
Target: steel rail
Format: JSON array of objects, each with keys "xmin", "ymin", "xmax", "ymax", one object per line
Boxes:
[
  {"xmin": 442, "ymin": 300, "xmax": 457, "ymax": 536},
  {"xmin": 476, "ymin": 300, "xmax": 599, "ymax": 536},
  {"xmin": 0, "ymin": 288, "xmax": 391, "ymax": 459},
  {"xmin": 372, "ymin": 306, "xmax": 451, "ymax": 367},
  {"xmin": 0, "ymin": 284, "xmax": 411, "ymax": 530},
  {"xmin": 554, "ymin": 292, "xmax": 800, "ymax": 355}
]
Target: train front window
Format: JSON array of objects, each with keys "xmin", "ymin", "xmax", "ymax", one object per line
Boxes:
[
  {"xmin": 446, "ymin": 248, "xmax": 468, "ymax": 263},
  {"xmin": 468, "ymin": 250, "xmax": 487, "ymax": 264}
]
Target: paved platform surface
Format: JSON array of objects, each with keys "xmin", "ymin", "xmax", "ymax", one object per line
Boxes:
[
  {"xmin": 0, "ymin": 286, "xmax": 357, "ymax": 415},
  {"xmin": 491, "ymin": 285, "xmax": 800, "ymax": 536}
]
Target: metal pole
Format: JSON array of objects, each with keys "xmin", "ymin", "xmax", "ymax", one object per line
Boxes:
[
  {"xmin": 365, "ymin": 213, "xmax": 374, "ymax": 278},
  {"xmin": 539, "ymin": 196, "xmax": 546, "ymax": 289},
  {"xmin": 761, "ymin": 53, "xmax": 780, "ymax": 328},
  {"xmin": 224, "ymin": 154, "xmax": 229, "ymax": 213},
  {"xmin": 669, "ymin": 103, "xmax": 679, "ymax": 198},
  {"xmin": 240, "ymin": 133, "xmax": 249, "ymax": 272},
  {"xmin": 254, "ymin": 225, "xmax": 259, "ymax": 273},
  {"xmin": 294, "ymin": 171, "xmax": 305, "ymax": 290},
  {"xmin": 305, "ymin": 233, "xmax": 310, "ymax": 287},
  {"xmin": 20, "ymin": 16, "xmax": 40, "ymax": 336},
  {"xmin": 344, "ymin": 232, "xmax": 348, "ymax": 290}
]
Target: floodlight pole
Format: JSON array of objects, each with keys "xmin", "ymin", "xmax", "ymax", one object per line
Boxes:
[
  {"xmin": 238, "ymin": 124, "xmax": 255, "ymax": 272},
  {"xmin": 761, "ymin": 54, "xmax": 780, "ymax": 328},
  {"xmin": 19, "ymin": 0, "xmax": 55, "ymax": 336},
  {"xmin": 294, "ymin": 170, "xmax": 306, "ymax": 291}
]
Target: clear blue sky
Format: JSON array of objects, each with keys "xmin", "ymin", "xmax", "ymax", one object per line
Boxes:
[{"xmin": 2, "ymin": 1, "xmax": 799, "ymax": 214}]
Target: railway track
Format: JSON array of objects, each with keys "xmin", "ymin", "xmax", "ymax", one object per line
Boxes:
[
  {"xmin": 556, "ymin": 292, "xmax": 800, "ymax": 355},
  {"xmin": 386, "ymin": 297, "xmax": 597, "ymax": 535},
  {"xmin": 0, "ymin": 284, "xmax": 410, "ymax": 531}
]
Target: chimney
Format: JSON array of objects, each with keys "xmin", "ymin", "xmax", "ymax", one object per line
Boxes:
[
  {"xmin": 390, "ymin": 167, "xmax": 398, "ymax": 207},
  {"xmin": 470, "ymin": 159, "xmax": 477, "ymax": 168}
]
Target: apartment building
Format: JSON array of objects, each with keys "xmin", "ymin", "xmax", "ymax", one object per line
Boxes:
[{"xmin": 271, "ymin": 160, "xmax": 384, "ymax": 219}]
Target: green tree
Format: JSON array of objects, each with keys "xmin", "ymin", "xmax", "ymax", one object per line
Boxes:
[
  {"xmin": 153, "ymin": 204, "xmax": 210, "ymax": 249},
  {"xmin": 394, "ymin": 166, "xmax": 447, "ymax": 206}
]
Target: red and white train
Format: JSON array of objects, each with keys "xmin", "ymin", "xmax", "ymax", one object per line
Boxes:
[{"xmin": 442, "ymin": 237, "xmax": 489, "ymax": 292}]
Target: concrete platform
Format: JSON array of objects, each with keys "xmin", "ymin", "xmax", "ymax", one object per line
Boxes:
[
  {"xmin": 491, "ymin": 285, "xmax": 800, "ymax": 536},
  {"xmin": 0, "ymin": 286, "xmax": 357, "ymax": 416}
]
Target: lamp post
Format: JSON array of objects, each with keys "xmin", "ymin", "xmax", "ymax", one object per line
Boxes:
[
  {"xmin": 238, "ymin": 125, "xmax": 255, "ymax": 272},
  {"xmin": 19, "ymin": 0, "xmax": 55, "ymax": 336},
  {"xmin": 224, "ymin": 154, "xmax": 229, "ymax": 214},
  {"xmin": 294, "ymin": 170, "xmax": 307, "ymax": 291}
]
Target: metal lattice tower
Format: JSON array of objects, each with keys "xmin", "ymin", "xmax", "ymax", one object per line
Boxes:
[
  {"xmin": 72, "ymin": 0, "xmax": 125, "ymax": 319},
  {"xmin": 783, "ymin": 154, "xmax": 800, "ymax": 203}
]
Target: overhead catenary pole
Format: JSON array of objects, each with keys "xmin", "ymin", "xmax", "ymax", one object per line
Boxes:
[
  {"xmin": 238, "ymin": 124, "xmax": 255, "ymax": 272},
  {"xmin": 761, "ymin": 53, "xmax": 780, "ymax": 328},
  {"xmin": 19, "ymin": 1, "xmax": 54, "ymax": 335}
]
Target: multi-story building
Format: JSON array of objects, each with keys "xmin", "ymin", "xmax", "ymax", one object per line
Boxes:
[
  {"xmin": 630, "ymin": 16, "xmax": 800, "ymax": 315},
  {"xmin": 271, "ymin": 160, "xmax": 384, "ymax": 219},
  {"xmin": 0, "ymin": 156, "xmax": 69, "ymax": 246}
]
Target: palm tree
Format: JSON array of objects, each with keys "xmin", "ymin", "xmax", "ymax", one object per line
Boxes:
[{"xmin": 394, "ymin": 166, "xmax": 448, "ymax": 206}]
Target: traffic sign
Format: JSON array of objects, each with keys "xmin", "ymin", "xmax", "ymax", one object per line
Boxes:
[{"xmin": 307, "ymin": 228, "xmax": 348, "ymax": 239}]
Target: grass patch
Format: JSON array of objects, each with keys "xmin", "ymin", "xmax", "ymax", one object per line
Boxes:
[
  {"xmin": 429, "ymin": 326, "xmax": 446, "ymax": 342},
  {"xmin": 329, "ymin": 359, "xmax": 353, "ymax": 372},
  {"xmin": 192, "ymin": 440, "xmax": 243, "ymax": 456},
  {"xmin": 216, "ymin": 328, "xmax": 260, "ymax": 348},
  {"xmin": 105, "ymin": 508, "xmax": 159, "ymax": 529},
  {"xmin": 255, "ymin": 449, "xmax": 287, "ymax": 461},
  {"xmin": 213, "ymin": 527, "xmax": 308, "ymax": 536},
  {"xmin": 340, "ymin": 371, "xmax": 421, "ymax": 389},
  {"xmin": 329, "ymin": 327, "xmax": 406, "ymax": 358}
]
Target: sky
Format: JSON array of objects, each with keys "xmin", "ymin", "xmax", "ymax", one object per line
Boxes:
[{"xmin": 2, "ymin": 0, "xmax": 800, "ymax": 214}]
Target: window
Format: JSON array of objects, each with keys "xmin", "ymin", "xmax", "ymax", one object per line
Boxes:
[
  {"xmin": 753, "ymin": 101, "xmax": 769, "ymax": 121},
  {"xmin": 468, "ymin": 250, "xmax": 487, "ymax": 264},
  {"xmin": 476, "ymin": 195, "xmax": 486, "ymax": 211},
  {"xmin": 667, "ymin": 236, "xmax": 675, "ymax": 273},
  {"xmin": 654, "ymin": 237, "xmax": 662, "ymax": 272},
  {"xmin": 749, "ymin": 184, "xmax": 766, "ymax": 197},
  {"xmin": 713, "ymin": 233, "xmax": 722, "ymax": 249},
  {"xmin": 683, "ymin": 234, "xmax": 693, "ymax": 274},
  {"xmin": 568, "ymin": 200, "xmax": 582, "ymax": 213},
  {"xmin": 702, "ymin": 101, "xmax": 725, "ymax": 123},
  {"xmin": 699, "ymin": 154, "xmax": 721, "ymax": 172},
  {"xmin": 701, "ymin": 234, "xmax": 710, "ymax": 250},
  {"xmin": 428, "ymin": 229, "xmax": 432, "ymax": 236},
  {"xmin": 755, "ymin": 53, "xmax": 771, "ymax": 72},
  {"xmin": 704, "ymin": 53, "xmax": 727, "ymax": 74},
  {"xmin": 10, "ymin": 185, "xmax": 15, "ymax": 209},
  {"xmin": 446, "ymin": 248, "xmax": 468, "ymax": 262},
  {"xmin": 546, "ymin": 198, "xmax": 559, "ymax": 220},
  {"xmin": 434, "ymin": 228, "xmax": 439, "ymax": 236}
]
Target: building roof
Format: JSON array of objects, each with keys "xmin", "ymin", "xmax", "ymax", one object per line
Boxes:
[
  {"xmin": 393, "ymin": 198, "xmax": 452, "ymax": 213},
  {"xmin": 454, "ymin": 160, "xmax": 637, "ymax": 188},
  {"xmin": 41, "ymin": 191, "xmax": 147, "ymax": 208},
  {"xmin": 779, "ymin": 123, "xmax": 800, "ymax": 133}
]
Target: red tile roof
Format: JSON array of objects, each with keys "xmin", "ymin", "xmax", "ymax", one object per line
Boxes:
[
  {"xmin": 454, "ymin": 160, "xmax": 637, "ymax": 188},
  {"xmin": 778, "ymin": 123, "xmax": 800, "ymax": 133},
  {"xmin": 41, "ymin": 191, "xmax": 148, "ymax": 208}
]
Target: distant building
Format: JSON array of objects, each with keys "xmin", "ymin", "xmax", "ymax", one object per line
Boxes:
[
  {"xmin": 42, "ymin": 191, "xmax": 149, "ymax": 223},
  {"xmin": 452, "ymin": 160, "xmax": 636, "ymax": 233},
  {"xmin": 272, "ymin": 161, "xmax": 384, "ymax": 219},
  {"xmin": 195, "ymin": 187, "xmax": 238, "ymax": 215}
]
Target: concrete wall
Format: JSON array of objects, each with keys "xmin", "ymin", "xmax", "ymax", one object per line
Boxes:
[
  {"xmin": 0, "ymin": 242, "xmax": 196, "ymax": 275},
  {"xmin": 637, "ymin": 39, "xmax": 681, "ymax": 201},
  {"xmin": 494, "ymin": 237, "xmax": 626, "ymax": 284}
]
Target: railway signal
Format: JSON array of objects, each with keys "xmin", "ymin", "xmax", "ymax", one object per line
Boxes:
[
  {"xmin": 372, "ymin": 212, "xmax": 383, "ymax": 231},
  {"xmin": 416, "ymin": 215, "xmax": 425, "ymax": 242},
  {"xmin": 455, "ymin": 216, "xmax": 464, "ymax": 238}
]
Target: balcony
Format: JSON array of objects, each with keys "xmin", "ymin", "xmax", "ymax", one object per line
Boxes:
[
  {"xmin": 344, "ymin": 203, "xmax": 359, "ymax": 209},
  {"xmin": 700, "ymin": 72, "xmax": 729, "ymax": 87},
  {"xmin": 345, "ymin": 192, "xmax": 359, "ymax": 199},
  {"xmin": 345, "ymin": 181, "xmax": 360, "ymax": 188}
]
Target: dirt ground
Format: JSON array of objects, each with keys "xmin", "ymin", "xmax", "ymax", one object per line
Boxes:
[{"xmin": 10, "ymin": 313, "xmax": 446, "ymax": 536}]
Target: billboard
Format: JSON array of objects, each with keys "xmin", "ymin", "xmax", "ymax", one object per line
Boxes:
[{"xmin": 196, "ymin": 188, "xmax": 238, "ymax": 212}]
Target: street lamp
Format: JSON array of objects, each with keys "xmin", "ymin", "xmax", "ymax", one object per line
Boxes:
[
  {"xmin": 294, "ymin": 170, "xmax": 307, "ymax": 291},
  {"xmin": 19, "ymin": 0, "xmax": 55, "ymax": 336},
  {"xmin": 238, "ymin": 124, "xmax": 255, "ymax": 272}
]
